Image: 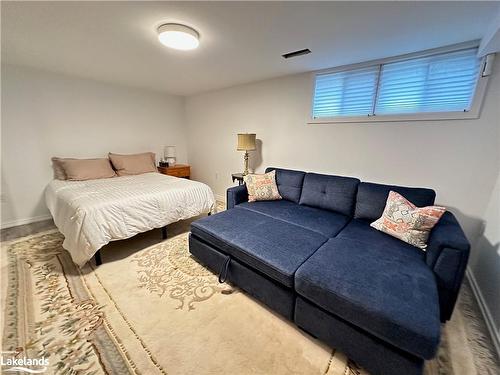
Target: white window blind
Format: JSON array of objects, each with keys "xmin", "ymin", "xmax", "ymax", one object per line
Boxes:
[
  {"xmin": 375, "ymin": 48, "xmax": 479, "ymax": 114},
  {"xmin": 312, "ymin": 47, "xmax": 480, "ymax": 119},
  {"xmin": 312, "ymin": 66, "xmax": 379, "ymax": 118}
]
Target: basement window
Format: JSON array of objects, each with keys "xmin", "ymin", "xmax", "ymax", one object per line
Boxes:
[{"xmin": 310, "ymin": 42, "xmax": 492, "ymax": 123}]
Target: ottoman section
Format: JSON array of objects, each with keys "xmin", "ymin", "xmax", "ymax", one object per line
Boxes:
[
  {"xmin": 190, "ymin": 209, "xmax": 328, "ymax": 288},
  {"xmin": 189, "ymin": 234, "xmax": 296, "ymax": 319}
]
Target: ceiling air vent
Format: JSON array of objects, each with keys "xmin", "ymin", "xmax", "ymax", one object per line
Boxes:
[{"xmin": 282, "ymin": 48, "xmax": 311, "ymax": 59}]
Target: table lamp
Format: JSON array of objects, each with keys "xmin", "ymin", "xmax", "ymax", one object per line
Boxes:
[
  {"xmin": 237, "ymin": 133, "xmax": 256, "ymax": 175},
  {"xmin": 164, "ymin": 146, "xmax": 176, "ymax": 166}
]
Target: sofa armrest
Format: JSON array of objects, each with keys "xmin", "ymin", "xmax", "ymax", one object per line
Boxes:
[
  {"xmin": 226, "ymin": 185, "xmax": 248, "ymax": 209},
  {"xmin": 426, "ymin": 211, "xmax": 470, "ymax": 321},
  {"xmin": 426, "ymin": 212, "xmax": 470, "ymax": 267}
]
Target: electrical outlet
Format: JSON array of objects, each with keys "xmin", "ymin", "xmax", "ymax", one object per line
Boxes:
[{"xmin": 215, "ymin": 172, "xmax": 219, "ymax": 180}]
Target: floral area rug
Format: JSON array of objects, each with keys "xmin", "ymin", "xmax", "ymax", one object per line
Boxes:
[{"xmin": 1, "ymin": 227, "xmax": 498, "ymax": 374}]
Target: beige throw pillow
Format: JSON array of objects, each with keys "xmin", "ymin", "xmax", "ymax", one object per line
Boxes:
[
  {"xmin": 370, "ymin": 191, "xmax": 446, "ymax": 250},
  {"xmin": 244, "ymin": 170, "xmax": 282, "ymax": 202},
  {"xmin": 59, "ymin": 158, "xmax": 116, "ymax": 181},
  {"xmin": 51, "ymin": 157, "xmax": 72, "ymax": 180},
  {"xmin": 109, "ymin": 152, "xmax": 157, "ymax": 176}
]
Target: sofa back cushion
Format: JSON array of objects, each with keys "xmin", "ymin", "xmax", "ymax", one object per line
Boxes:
[
  {"xmin": 299, "ymin": 173, "xmax": 360, "ymax": 216},
  {"xmin": 355, "ymin": 182, "xmax": 436, "ymax": 221},
  {"xmin": 265, "ymin": 167, "xmax": 305, "ymax": 203}
]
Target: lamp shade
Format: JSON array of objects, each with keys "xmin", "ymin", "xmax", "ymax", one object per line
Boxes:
[
  {"xmin": 237, "ymin": 134, "xmax": 256, "ymax": 151},
  {"xmin": 164, "ymin": 146, "xmax": 176, "ymax": 158}
]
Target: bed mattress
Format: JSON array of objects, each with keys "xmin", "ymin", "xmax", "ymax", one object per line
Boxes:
[{"xmin": 45, "ymin": 172, "xmax": 216, "ymax": 266}]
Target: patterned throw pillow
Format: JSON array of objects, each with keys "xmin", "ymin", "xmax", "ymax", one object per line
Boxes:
[
  {"xmin": 371, "ymin": 191, "xmax": 446, "ymax": 250},
  {"xmin": 244, "ymin": 170, "xmax": 282, "ymax": 202}
]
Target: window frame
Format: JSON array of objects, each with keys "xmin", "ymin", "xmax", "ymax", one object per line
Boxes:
[{"xmin": 308, "ymin": 41, "xmax": 491, "ymax": 124}]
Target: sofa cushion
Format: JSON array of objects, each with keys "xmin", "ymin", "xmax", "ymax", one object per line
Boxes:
[
  {"xmin": 265, "ymin": 167, "xmax": 305, "ymax": 203},
  {"xmin": 191, "ymin": 209, "xmax": 327, "ymax": 287},
  {"xmin": 299, "ymin": 173, "xmax": 360, "ymax": 216},
  {"xmin": 354, "ymin": 182, "xmax": 436, "ymax": 222},
  {"xmin": 339, "ymin": 218, "xmax": 427, "ymax": 258},
  {"xmin": 236, "ymin": 200, "xmax": 350, "ymax": 237},
  {"xmin": 295, "ymin": 237, "xmax": 440, "ymax": 359}
]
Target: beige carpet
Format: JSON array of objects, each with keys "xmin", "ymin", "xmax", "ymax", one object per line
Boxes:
[{"xmin": 1, "ymin": 218, "xmax": 499, "ymax": 374}]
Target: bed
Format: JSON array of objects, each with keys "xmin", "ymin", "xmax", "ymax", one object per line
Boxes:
[{"xmin": 45, "ymin": 172, "xmax": 216, "ymax": 266}]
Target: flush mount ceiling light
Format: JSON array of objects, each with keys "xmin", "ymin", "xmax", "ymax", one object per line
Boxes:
[{"xmin": 157, "ymin": 23, "xmax": 199, "ymax": 50}]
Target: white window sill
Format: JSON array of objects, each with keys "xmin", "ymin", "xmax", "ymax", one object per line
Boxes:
[{"xmin": 308, "ymin": 110, "xmax": 481, "ymax": 124}]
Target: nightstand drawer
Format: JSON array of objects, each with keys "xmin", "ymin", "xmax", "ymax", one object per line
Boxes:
[
  {"xmin": 169, "ymin": 167, "xmax": 190, "ymax": 177},
  {"xmin": 158, "ymin": 165, "xmax": 190, "ymax": 178}
]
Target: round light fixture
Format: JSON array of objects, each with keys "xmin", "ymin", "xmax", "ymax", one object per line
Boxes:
[{"xmin": 157, "ymin": 23, "xmax": 199, "ymax": 50}]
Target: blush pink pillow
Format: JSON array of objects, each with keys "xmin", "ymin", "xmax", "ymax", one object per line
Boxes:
[
  {"xmin": 108, "ymin": 152, "xmax": 157, "ymax": 176},
  {"xmin": 58, "ymin": 158, "xmax": 116, "ymax": 181},
  {"xmin": 370, "ymin": 191, "xmax": 446, "ymax": 249},
  {"xmin": 51, "ymin": 157, "xmax": 73, "ymax": 180}
]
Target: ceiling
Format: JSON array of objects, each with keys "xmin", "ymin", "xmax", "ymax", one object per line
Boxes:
[{"xmin": 2, "ymin": 1, "xmax": 499, "ymax": 96}]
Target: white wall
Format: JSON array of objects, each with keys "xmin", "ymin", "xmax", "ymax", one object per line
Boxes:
[
  {"xmin": 469, "ymin": 166, "xmax": 500, "ymax": 352},
  {"xmin": 1, "ymin": 64, "xmax": 187, "ymax": 227},
  {"xmin": 186, "ymin": 58, "xmax": 500, "ymax": 240},
  {"xmin": 186, "ymin": 58, "xmax": 500, "ymax": 350}
]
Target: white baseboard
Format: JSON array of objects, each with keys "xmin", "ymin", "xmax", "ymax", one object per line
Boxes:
[
  {"xmin": 1, "ymin": 214, "xmax": 53, "ymax": 229},
  {"xmin": 466, "ymin": 267, "xmax": 500, "ymax": 358}
]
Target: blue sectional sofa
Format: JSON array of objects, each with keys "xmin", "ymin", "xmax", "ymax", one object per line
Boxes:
[{"xmin": 188, "ymin": 167, "xmax": 470, "ymax": 375}]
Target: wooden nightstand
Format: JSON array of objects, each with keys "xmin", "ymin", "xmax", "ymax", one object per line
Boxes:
[
  {"xmin": 231, "ymin": 173, "xmax": 244, "ymax": 186},
  {"xmin": 158, "ymin": 164, "xmax": 191, "ymax": 179}
]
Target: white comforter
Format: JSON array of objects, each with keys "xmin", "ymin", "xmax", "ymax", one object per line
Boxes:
[{"xmin": 45, "ymin": 173, "xmax": 215, "ymax": 266}]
